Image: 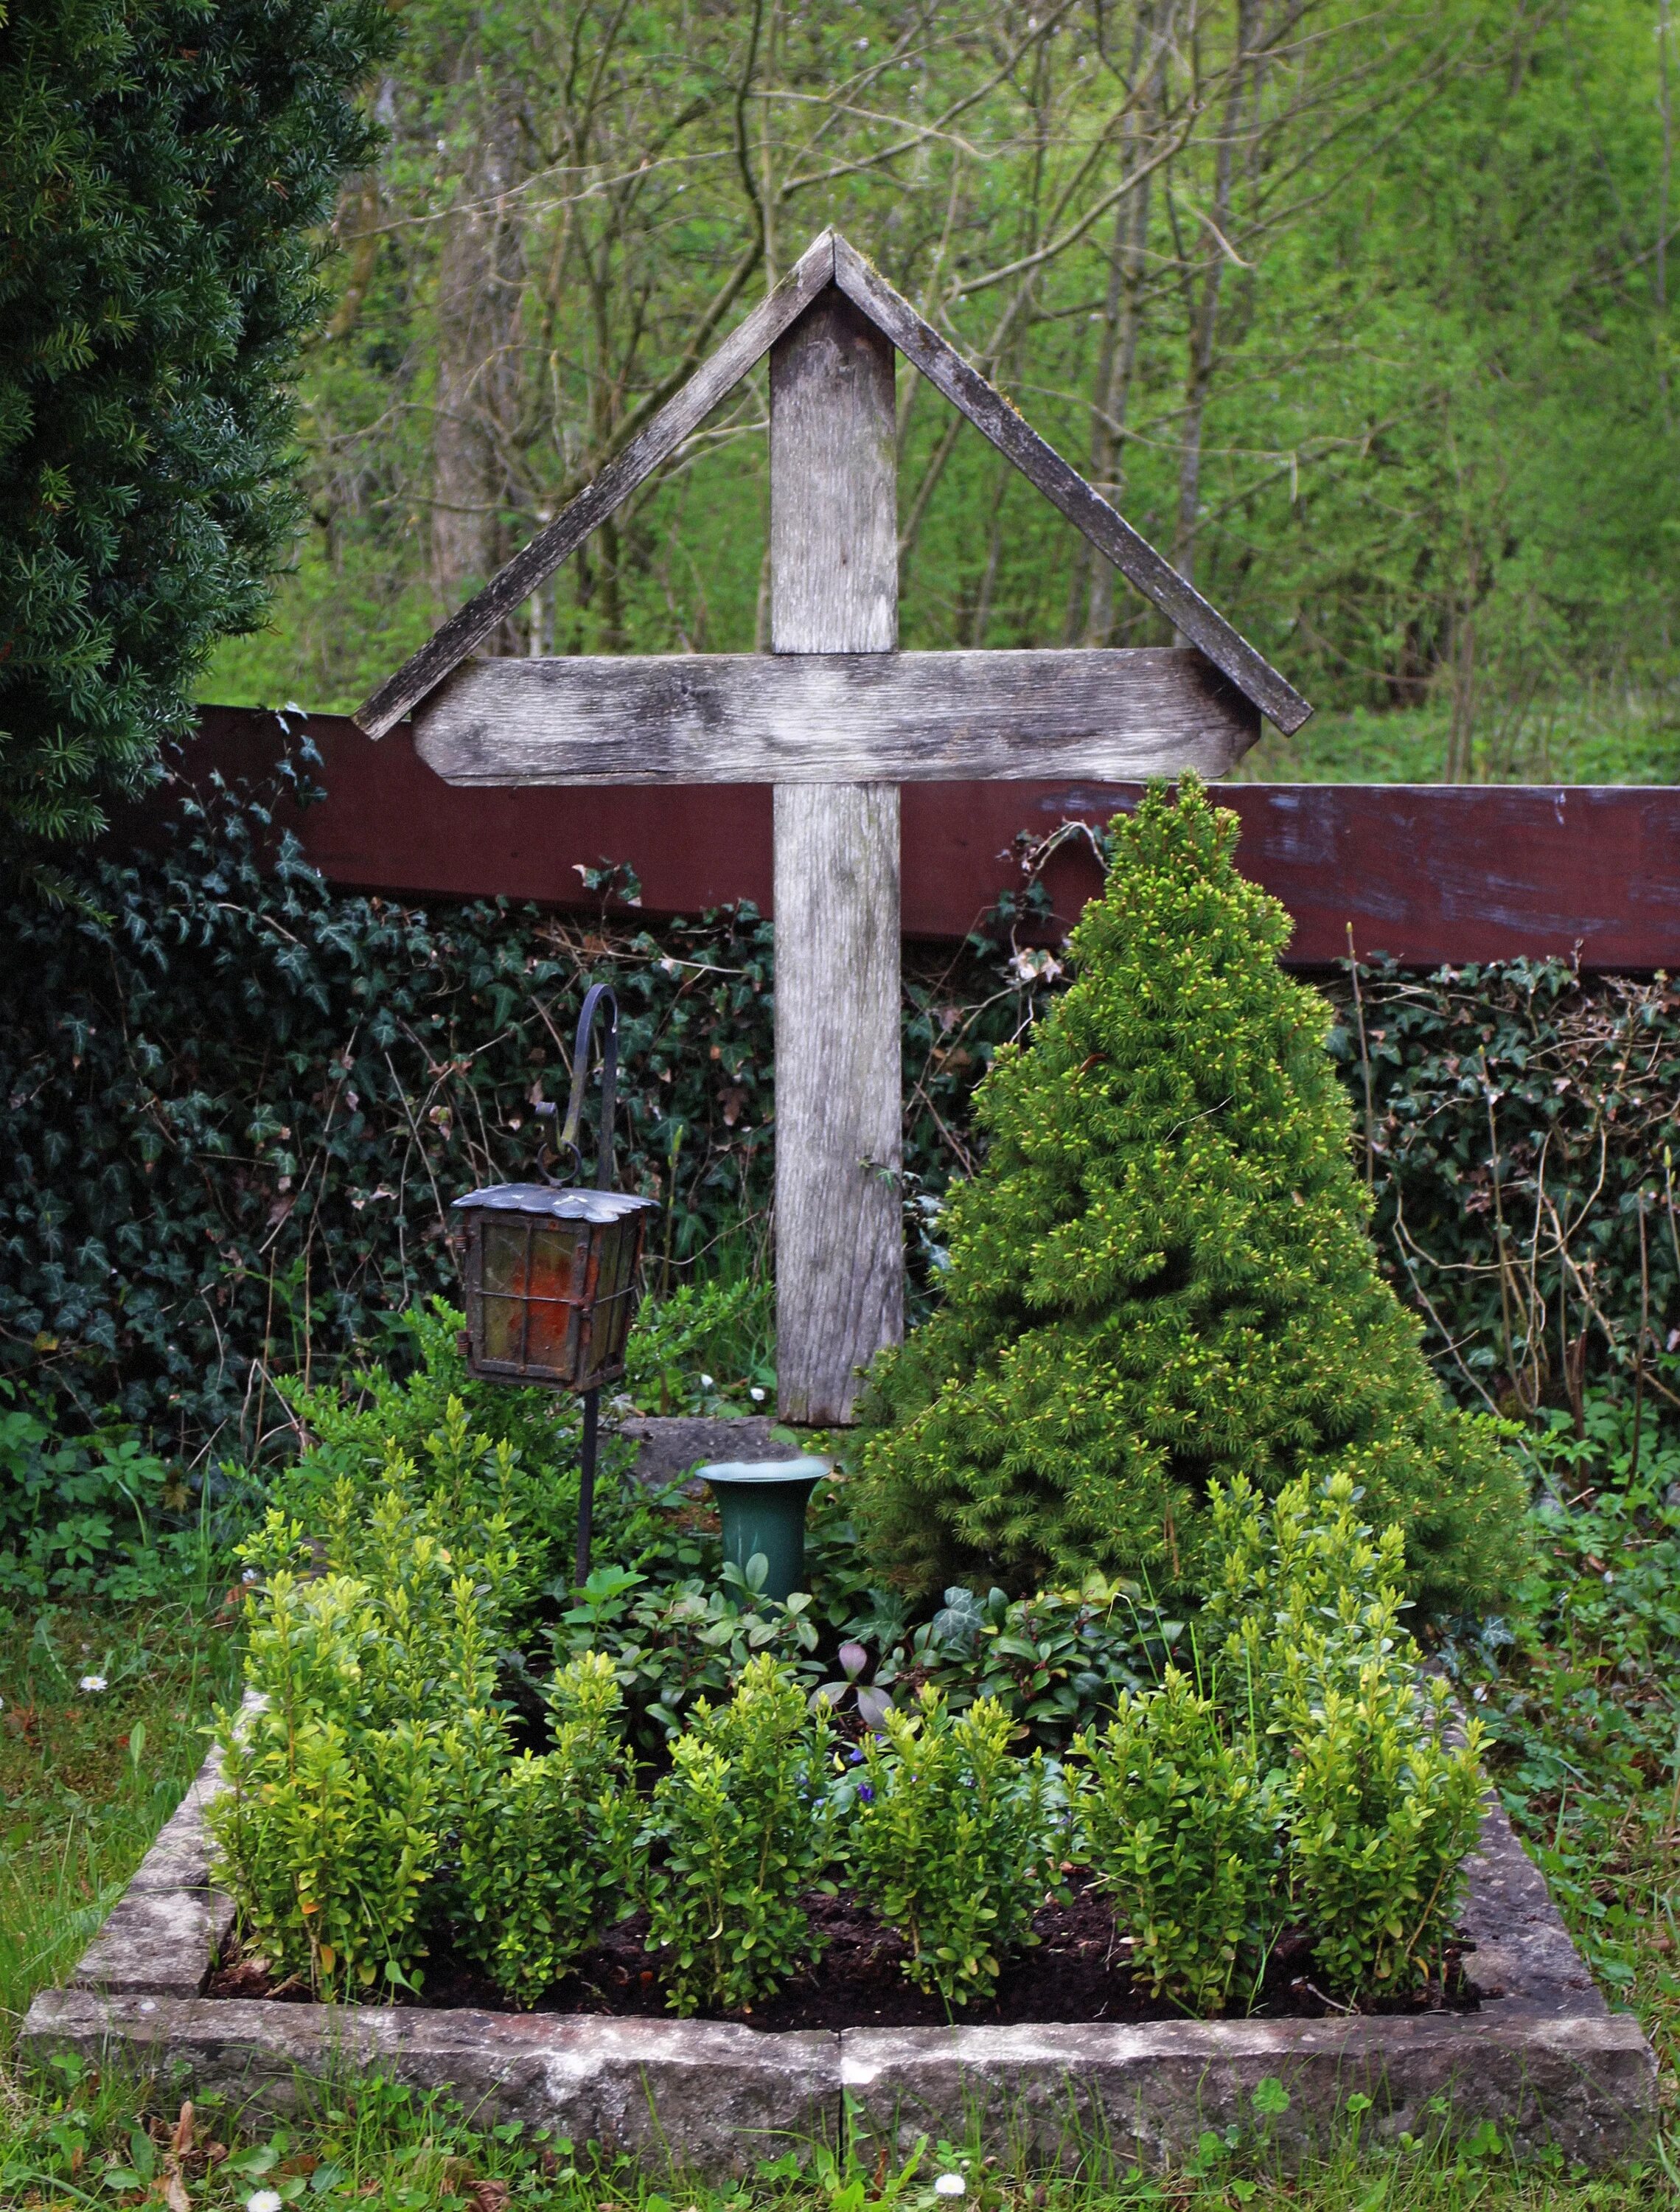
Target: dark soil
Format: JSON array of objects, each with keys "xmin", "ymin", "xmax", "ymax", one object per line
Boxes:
[{"xmin": 207, "ymin": 1880, "xmax": 1480, "ymax": 2028}]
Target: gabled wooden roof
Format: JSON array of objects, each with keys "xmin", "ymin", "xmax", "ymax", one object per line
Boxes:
[{"xmin": 355, "ymin": 229, "xmax": 1311, "ymax": 742}]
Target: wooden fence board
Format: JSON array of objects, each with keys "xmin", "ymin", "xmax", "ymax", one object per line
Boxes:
[{"xmin": 128, "ymin": 709, "xmax": 1680, "ymax": 970}]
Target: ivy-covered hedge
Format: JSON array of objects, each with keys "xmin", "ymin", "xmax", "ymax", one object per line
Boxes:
[
  {"xmin": 0, "ymin": 744, "xmax": 1038, "ymax": 1458},
  {"xmin": 1328, "ymin": 960, "xmax": 1680, "ymax": 1423},
  {"xmin": 1, "ymin": 748, "xmax": 1673, "ymax": 1462}
]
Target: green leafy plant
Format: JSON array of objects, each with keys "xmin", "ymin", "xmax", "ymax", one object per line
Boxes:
[
  {"xmin": 276, "ymin": 1304, "xmax": 583, "ymax": 1591},
  {"xmin": 641, "ymin": 1654, "xmax": 834, "ymax": 2014},
  {"xmin": 456, "ymin": 1652, "xmax": 640, "ymax": 2007},
  {"xmin": 551, "ymin": 1552, "xmax": 826, "ymax": 1751},
  {"xmin": 855, "ymin": 779, "xmax": 1529, "ymax": 1616},
  {"xmin": 209, "ymin": 1432, "xmax": 525, "ymax": 1997},
  {"xmin": 206, "ymin": 1568, "xmax": 444, "ymax": 1997},
  {"xmin": 1071, "ymin": 1670, "xmax": 1278, "ymax": 2015},
  {"xmin": 1285, "ymin": 1657, "xmax": 1486, "ymax": 2001},
  {"xmin": 1065, "ymin": 1474, "xmax": 1489, "ymax": 2011},
  {"xmin": 866, "ymin": 1576, "xmax": 1185, "ymax": 1748},
  {"xmin": 1212, "ymin": 1471, "xmax": 1489, "ymax": 2002},
  {"xmin": 0, "ymin": 1385, "xmax": 206, "ymax": 1601},
  {"xmin": 843, "ymin": 1687, "xmax": 1053, "ymax": 2006},
  {"xmin": 551, "ymin": 1497, "xmax": 1180, "ymax": 1760},
  {"xmin": 621, "ymin": 1276, "xmax": 775, "ymax": 1413}
]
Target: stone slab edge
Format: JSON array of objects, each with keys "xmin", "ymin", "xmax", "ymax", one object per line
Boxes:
[
  {"xmin": 24, "ymin": 1989, "xmax": 840, "ymax": 2180},
  {"xmin": 23, "ymin": 1712, "xmax": 1659, "ymax": 2177},
  {"xmin": 69, "ymin": 1729, "xmax": 238, "ymax": 1997}
]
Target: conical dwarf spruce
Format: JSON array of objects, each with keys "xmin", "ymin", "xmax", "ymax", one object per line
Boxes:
[{"xmin": 854, "ymin": 780, "xmax": 1527, "ymax": 1612}]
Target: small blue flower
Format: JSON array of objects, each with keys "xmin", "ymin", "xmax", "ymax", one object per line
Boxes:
[
  {"xmin": 848, "ymin": 1747, "xmax": 866, "ymax": 1765},
  {"xmin": 857, "ymin": 1783, "xmax": 874, "ymax": 1802}
]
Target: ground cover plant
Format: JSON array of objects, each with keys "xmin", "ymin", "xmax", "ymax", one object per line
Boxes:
[
  {"xmin": 3, "ymin": 1354, "xmax": 1677, "ymax": 2191},
  {"xmin": 0, "ymin": 1385, "xmax": 207, "ymax": 1606},
  {"xmin": 854, "ymin": 782, "xmax": 1530, "ymax": 1615},
  {"xmin": 203, "ymin": 1438, "xmax": 1492, "ymax": 2021}
]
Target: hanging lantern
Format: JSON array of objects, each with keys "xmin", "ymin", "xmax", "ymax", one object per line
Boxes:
[
  {"xmin": 452, "ymin": 1183, "xmax": 655, "ymax": 1391},
  {"xmin": 450, "ymin": 983, "xmax": 656, "ymax": 1586}
]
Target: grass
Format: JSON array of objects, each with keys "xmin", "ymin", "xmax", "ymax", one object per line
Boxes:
[
  {"xmin": 0, "ymin": 1592, "xmax": 245, "ymax": 2055},
  {"xmin": 1, "ymin": 1384, "xmax": 1677, "ymax": 2206},
  {"xmin": 2, "ymin": 2057, "xmax": 1672, "ymax": 2212},
  {"xmin": 1238, "ymin": 692, "xmax": 1680, "ymax": 785}
]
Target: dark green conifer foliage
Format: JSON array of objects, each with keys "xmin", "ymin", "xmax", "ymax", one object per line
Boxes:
[
  {"xmin": 854, "ymin": 780, "xmax": 1528, "ymax": 1615},
  {"xmin": 0, "ymin": 0, "xmax": 397, "ymax": 877}
]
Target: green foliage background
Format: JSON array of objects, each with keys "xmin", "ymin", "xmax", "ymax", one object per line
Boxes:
[{"xmin": 202, "ymin": 0, "xmax": 1680, "ymax": 782}]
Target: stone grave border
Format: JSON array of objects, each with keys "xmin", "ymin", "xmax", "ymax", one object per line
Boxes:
[{"xmin": 21, "ymin": 1728, "xmax": 1658, "ymax": 2180}]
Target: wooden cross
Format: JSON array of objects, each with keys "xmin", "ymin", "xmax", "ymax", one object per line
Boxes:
[{"xmin": 355, "ymin": 230, "xmax": 1311, "ymax": 1426}]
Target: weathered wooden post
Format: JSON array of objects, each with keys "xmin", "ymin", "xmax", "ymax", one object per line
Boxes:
[
  {"xmin": 770, "ymin": 291, "xmax": 902, "ymax": 1422},
  {"xmin": 352, "ymin": 230, "xmax": 1311, "ymax": 1427}
]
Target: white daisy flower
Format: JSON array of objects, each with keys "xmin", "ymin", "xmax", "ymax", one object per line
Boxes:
[
  {"xmin": 79, "ymin": 1674, "xmax": 107, "ymax": 1694},
  {"xmin": 934, "ymin": 2178, "xmax": 966, "ymax": 2199},
  {"xmin": 247, "ymin": 2191, "xmax": 285, "ymax": 2212}
]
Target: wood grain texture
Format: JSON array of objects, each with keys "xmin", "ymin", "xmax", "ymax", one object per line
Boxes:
[
  {"xmin": 773, "ymin": 782, "xmax": 903, "ymax": 1425},
  {"xmin": 829, "ymin": 234, "xmax": 1313, "ymax": 738},
  {"xmin": 770, "ymin": 289, "xmax": 898, "ymax": 655},
  {"xmin": 411, "ymin": 646, "xmax": 1260, "ymax": 785},
  {"xmin": 770, "ymin": 291, "xmax": 903, "ymax": 1425},
  {"xmin": 352, "ymin": 232, "xmax": 837, "ymax": 740}
]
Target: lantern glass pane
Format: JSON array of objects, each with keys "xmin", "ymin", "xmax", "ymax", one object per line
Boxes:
[
  {"xmin": 478, "ymin": 1218, "xmax": 529, "ymax": 1366},
  {"xmin": 591, "ymin": 1217, "xmax": 639, "ymax": 1372},
  {"xmin": 524, "ymin": 1219, "xmax": 585, "ymax": 1376},
  {"xmin": 456, "ymin": 1186, "xmax": 655, "ymax": 1390}
]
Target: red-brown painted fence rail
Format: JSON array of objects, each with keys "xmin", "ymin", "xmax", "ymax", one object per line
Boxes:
[{"xmin": 122, "ymin": 706, "xmax": 1680, "ymax": 969}]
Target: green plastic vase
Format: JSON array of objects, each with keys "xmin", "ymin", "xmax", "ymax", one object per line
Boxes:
[{"xmin": 698, "ymin": 1456, "xmax": 829, "ymax": 1601}]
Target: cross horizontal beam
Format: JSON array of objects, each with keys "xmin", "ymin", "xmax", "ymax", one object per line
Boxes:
[{"xmin": 411, "ymin": 645, "xmax": 1259, "ymax": 786}]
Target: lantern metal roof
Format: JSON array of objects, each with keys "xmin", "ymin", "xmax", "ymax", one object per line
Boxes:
[{"xmin": 451, "ymin": 1185, "xmax": 657, "ymax": 1225}]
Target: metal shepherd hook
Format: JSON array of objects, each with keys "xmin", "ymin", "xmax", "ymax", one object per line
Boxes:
[{"xmin": 541, "ymin": 981, "xmax": 618, "ymax": 1590}]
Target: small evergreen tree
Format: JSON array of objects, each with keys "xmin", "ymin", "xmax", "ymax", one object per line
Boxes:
[
  {"xmin": 854, "ymin": 779, "xmax": 1527, "ymax": 1614},
  {"xmin": 0, "ymin": 0, "xmax": 397, "ymax": 881}
]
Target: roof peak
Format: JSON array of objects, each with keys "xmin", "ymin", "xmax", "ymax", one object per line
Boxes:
[{"xmin": 355, "ymin": 229, "xmax": 1308, "ymax": 742}]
